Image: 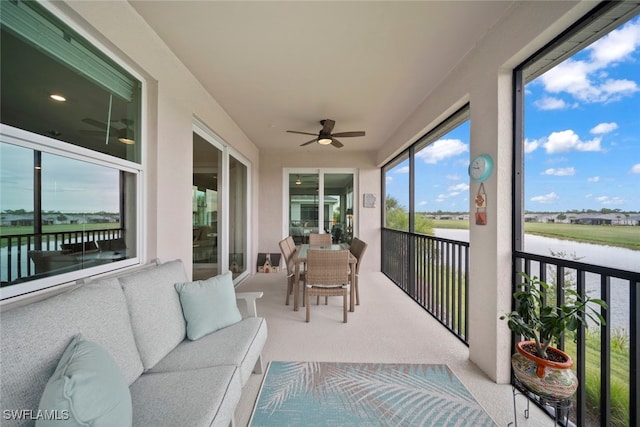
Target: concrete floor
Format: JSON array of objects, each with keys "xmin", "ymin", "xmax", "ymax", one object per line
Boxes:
[{"xmin": 233, "ymin": 270, "xmax": 552, "ymax": 426}]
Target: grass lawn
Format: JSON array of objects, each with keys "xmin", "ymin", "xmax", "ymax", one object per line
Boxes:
[{"xmin": 432, "ymin": 219, "xmax": 640, "ymax": 251}]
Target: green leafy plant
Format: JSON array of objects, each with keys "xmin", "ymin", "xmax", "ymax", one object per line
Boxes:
[{"xmin": 501, "ymin": 272, "xmax": 607, "ymax": 360}]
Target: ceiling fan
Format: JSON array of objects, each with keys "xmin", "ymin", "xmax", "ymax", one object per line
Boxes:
[
  {"xmin": 80, "ymin": 117, "xmax": 135, "ymax": 144},
  {"xmin": 287, "ymin": 119, "xmax": 365, "ymax": 148}
]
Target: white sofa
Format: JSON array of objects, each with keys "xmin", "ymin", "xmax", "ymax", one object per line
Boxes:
[{"xmin": 0, "ymin": 259, "xmax": 267, "ymax": 427}]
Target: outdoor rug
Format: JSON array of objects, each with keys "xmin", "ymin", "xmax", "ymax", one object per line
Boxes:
[{"xmin": 249, "ymin": 361, "xmax": 497, "ymax": 426}]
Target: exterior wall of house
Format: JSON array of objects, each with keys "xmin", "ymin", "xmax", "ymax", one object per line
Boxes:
[
  {"xmin": 57, "ymin": 1, "xmax": 260, "ymax": 279},
  {"xmin": 373, "ymin": 0, "xmax": 594, "ymax": 383}
]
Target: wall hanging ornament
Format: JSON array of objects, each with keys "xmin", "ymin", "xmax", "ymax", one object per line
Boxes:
[{"xmin": 475, "ymin": 183, "xmax": 487, "ymax": 225}]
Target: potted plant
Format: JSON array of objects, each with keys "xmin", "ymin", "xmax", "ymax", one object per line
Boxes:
[{"xmin": 501, "ymin": 272, "xmax": 607, "ymax": 398}]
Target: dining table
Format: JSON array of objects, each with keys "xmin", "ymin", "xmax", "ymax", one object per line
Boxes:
[{"xmin": 293, "ymin": 243, "xmax": 357, "ymax": 313}]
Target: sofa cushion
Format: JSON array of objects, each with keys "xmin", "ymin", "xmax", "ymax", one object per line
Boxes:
[
  {"xmin": 175, "ymin": 271, "xmax": 242, "ymax": 340},
  {"xmin": 0, "ymin": 278, "xmax": 143, "ymax": 426},
  {"xmin": 119, "ymin": 260, "xmax": 188, "ymax": 369},
  {"xmin": 130, "ymin": 366, "xmax": 241, "ymax": 427},
  {"xmin": 37, "ymin": 335, "xmax": 132, "ymax": 427},
  {"xmin": 149, "ymin": 317, "xmax": 267, "ymax": 387}
]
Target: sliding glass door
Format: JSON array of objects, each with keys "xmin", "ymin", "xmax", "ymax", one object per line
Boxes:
[
  {"xmin": 192, "ymin": 133, "xmax": 221, "ymax": 279},
  {"xmin": 286, "ymin": 169, "xmax": 356, "ymax": 244},
  {"xmin": 193, "ymin": 122, "xmax": 250, "ymax": 282}
]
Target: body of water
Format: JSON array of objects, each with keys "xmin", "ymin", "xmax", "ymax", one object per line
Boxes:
[{"xmin": 435, "ymin": 229, "xmax": 639, "ymax": 331}]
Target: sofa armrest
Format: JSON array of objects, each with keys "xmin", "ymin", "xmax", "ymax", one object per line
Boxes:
[{"xmin": 236, "ymin": 291, "xmax": 263, "ymax": 318}]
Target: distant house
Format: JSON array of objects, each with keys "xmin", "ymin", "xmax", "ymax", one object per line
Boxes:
[{"xmin": 571, "ymin": 216, "xmax": 613, "ymax": 226}]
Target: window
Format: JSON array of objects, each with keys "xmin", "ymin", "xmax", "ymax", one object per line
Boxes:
[
  {"xmin": 286, "ymin": 170, "xmax": 356, "ymax": 244},
  {"xmin": 383, "ymin": 105, "xmax": 470, "ymax": 235},
  {"xmin": 383, "ymin": 155, "xmax": 410, "ymax": 231},
  {"xmin": 514, "ymin": 3, "xmax": 639, "ymax": 262},
  {"xmin": 1, "ymin": 1, "xmax": 142, "ymax": 298}
]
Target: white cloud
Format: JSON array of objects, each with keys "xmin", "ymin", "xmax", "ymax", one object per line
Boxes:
[
  {"xmin": 587, "ymin": 176, "xmax": 600, "ymax": 182},
  {"xmin": 416, "ymin": 139, "xmax": 468, "ymax": 164},
  {"xmin": 589, "ymin": 20, "xmax": 640, "ymax": 66},
  {"xmin": 596, "ymin": 195, "xmax": 625, "ymax": 205},
  {"xmin": 534, "ymin": 96, "xmax": 569, "ymax": 110},
  {"xmin": 446, "ymin": 174, "xmax": 460, "ymax": 181},
  {"xmin": 542, "ymin": 167, "xmax": 575, "ymax": 176},
  {"xmin": 448, "ymin": 183, "xmax": 469, "ymax": 192},
  {"xmin": 418, "ymin": 200, "xmax": 427, "ymax": 206},
  {"xmin": 435, "ymin": 194, "xmax": 447, "ymax": 203},
  {"xmin": 530, "ymin": 192, "xmax": 559, "ymax": 204},
  {"xmin": 386, "ymin": 176, "xmax": 393, "ymax": 183},
  {"xmin": 543, "ymin": 130, "xmax": 602, "ymax": 153},
  {"xmin": 590, "ymin": 122, "xmax": 618, "ymax": 134},
  {"xmin": 537, "ymin": 19, "xmax": 640, "ymax": 104},
  {"xmin": 631, "ymin": 164, "xmax": 640, "ymax": 174},
  {"xmin": 524, "ymin": 138, "xmax": 541, "ymax": 154},
  {"xmin": 394, "ymin": 166, "xmax": 409, "ymax": 174}
]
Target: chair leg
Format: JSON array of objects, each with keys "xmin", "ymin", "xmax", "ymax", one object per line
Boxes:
[
  {"xmin": 285, "ymin": 277, "xmax": 292, "ymax": 305},
  {"xmin": 343, "ymin": 292, "xmax": 348, "ymax": 323},
  {"xmin": 305, "ymin": 291, "xmax": 311, "ymax": 322},
  {"xmin": 355, "ymin": 275, "xmax": 360, "ymax": 305}
]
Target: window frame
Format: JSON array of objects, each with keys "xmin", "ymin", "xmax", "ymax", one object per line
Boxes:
[{"xmin": 0, "ymin": 3, "xmax": 146, "ymax": 300}]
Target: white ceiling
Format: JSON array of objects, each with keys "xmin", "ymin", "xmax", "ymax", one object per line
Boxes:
[{"xmin": 129, "ymin": 1, "xmax": 516, "ymax": 153}]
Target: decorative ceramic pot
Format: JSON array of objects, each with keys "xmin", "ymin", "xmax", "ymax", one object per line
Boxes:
[{"xmin": 511, "ymin": 341, "xmax": 578, "ymax": 398}]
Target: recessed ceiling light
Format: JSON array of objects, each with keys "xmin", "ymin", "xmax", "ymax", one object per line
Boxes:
[{"xmin": 50, "ymin": 94, "xmax": 66, "ymax": 102}]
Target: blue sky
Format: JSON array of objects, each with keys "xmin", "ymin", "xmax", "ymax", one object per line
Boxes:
[{"xmin": 386, "ymin": 16, "xmax": 639, "ymax": 213}]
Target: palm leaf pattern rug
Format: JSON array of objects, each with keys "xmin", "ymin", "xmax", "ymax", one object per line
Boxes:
[{"xmin": 249, "ymin": 361, "xmax": 496, "ymax": 426}]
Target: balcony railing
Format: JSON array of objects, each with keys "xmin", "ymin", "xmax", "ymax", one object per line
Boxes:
[
  {"xmin": 382, "ymin": 228, "xmax": 469, "ymax": 344},
  {"xmin": 382, "ymin": 227, "xmax": 639, "ymax": 426},
  {"xmin": 1, "ymin": 228, "xmax": 124, "ymax": 285},
  {"xmin": 514, "ymin": 250, "xmax": 640, "ymax": 427}
]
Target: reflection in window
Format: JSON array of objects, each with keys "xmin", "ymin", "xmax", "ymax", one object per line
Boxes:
[{"xmin": 1, "ymin": 143, "xmax": 136, "ymax": 287}]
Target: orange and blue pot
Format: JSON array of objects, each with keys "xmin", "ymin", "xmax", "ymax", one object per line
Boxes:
[{"xmin": 511, "ymin": 341, "xmax": 578, "ymax": 398}]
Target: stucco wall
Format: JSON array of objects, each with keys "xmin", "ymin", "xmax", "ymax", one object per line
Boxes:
[{"xmin": 57, "ymin": 0, "xmax": 260, "ymax": 277}]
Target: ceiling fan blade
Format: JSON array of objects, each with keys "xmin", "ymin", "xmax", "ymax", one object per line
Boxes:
[
  {"xmin": 287, "ymin": 130, "xmax": 318, "ymax": 136},
  {"xmin": 331, "ymin": 131, "xmax": 365, "ymax": 138},
  {"xmin": 331, "ymin": 138, "xmax": 344, "ymax": 148},
  {"xmin": 82, "ymin": 118, "xmax": 119, "ymax": 133},
  {"xmin": 321, "ymin": 119, "xmax": 335, "ymax": 134},
  {"xmin": 300, "ymin": 138, "xmax": 317, "ymax": 147}
]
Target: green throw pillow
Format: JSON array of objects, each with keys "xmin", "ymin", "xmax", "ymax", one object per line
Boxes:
[
  {"xmin": 175, "ymin": 271, "xmax": 242, "ymax": 340},
  {"xmin": 37, "ymin": 334, "xmax": 132, "ymax": 427}
]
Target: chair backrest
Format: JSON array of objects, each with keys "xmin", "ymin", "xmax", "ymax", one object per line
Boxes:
[
  {"xmin": 278, "ymin": 238, "xmax": 295, "ymax": 275},
  {"xmin": 349, "ymin": 238, "xmax": 368, "ymax": 274},
  {"xmin": 306, "ymin": 249, "xmax": 350, "ymax": 286},
  {"xmin": 285, "ymin": 236, "xmax": 296, "ymax": 254},
  {"xmin": 308, "ymin": 233, "xmax": 331, "ymax": 246}
]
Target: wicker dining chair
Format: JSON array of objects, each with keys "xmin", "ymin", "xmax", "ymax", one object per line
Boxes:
[
  {"xmin": 278, "ymin": 238, "xmax": 305, "ymax": 306},
  {"xmin": 349, "ymin": 237, "xmax": 368, "ymax": 306},
  {"xmin": 305, "ymin": 249, "xmax": 350, "ymax": 323},
  {"xmin": 308, "ymin": 233, "xmax": 332, "ymax": 246}
]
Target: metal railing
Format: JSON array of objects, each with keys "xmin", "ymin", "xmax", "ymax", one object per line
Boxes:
[
  {"xmin": 1, "ymin": 228, "xmax": 123, "ymax": 284},
  {"xmin": 382, "ymin": 228, "xmax": 469, "ymax": 344},
  {"xmin": 514, "ymin": 250, "xmax": 640, "ymax": 427}
]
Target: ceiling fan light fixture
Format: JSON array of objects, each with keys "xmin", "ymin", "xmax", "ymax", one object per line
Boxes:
[
  {"xmin": 295, "ymin": 176, "xmax": 302, "ymax": 185},
  {"xmin": 118, "ymin": 127, "xmax": 135, "ymax": 144},
  {"xmin": 49, "ymin": 94, "xmax": 66, "ymax": 102},
  {"xmin": 318, "ymin": 137, "xmax": 332, "ymax": 145}
]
